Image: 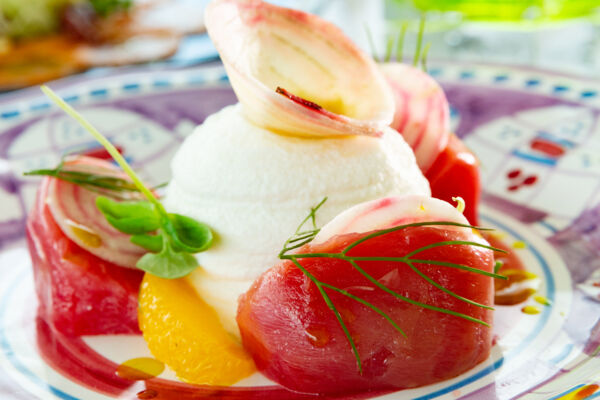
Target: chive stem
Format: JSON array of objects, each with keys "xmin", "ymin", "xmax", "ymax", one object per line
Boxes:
[
  {"xmin": 421, "ymin": 42, "xmax": 431, "ymax": 72},
  {"xmin": 347, "ymin": 259, "xmax": 489, "ymax": 326},
  {"xmin": 320, "ymin": 282, "xmax": 406, "ymax": 338},
  {"xmin": 364, "ymin": 25, "xmax": 379, "ymax": 62},
  {"xmin": 384, "ymin": 34, "xmax": 394, "ymax": 63},
  {"xmin": 405, "ymin": 260, "xmax": 494, "ymax": 310},
  {"xmin": 396, "ymin": 22, "xmax": 408, "ymax": 62},
  {"xmin": 41, "ymin": 85, "xmax": 165, "ymax": 214},
  {"xmin": 412, "ymin": 15, "xmax": 426, "ymax": 66}
]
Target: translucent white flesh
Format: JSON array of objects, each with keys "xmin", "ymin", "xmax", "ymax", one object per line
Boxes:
[
  {"xmin": 205, "ymin": 0, "xmax": 395, "ymax": 138},
  {"xmin": 380, "ymin": 62, "xmax": 450, "ymax": 172},
  {"xmin": 46, "ymin": 156, "xmax": 146, "ymax": 269},
  {"xmin": 314, "ymin": 195, "xmax": 471, "ymax": 244}
]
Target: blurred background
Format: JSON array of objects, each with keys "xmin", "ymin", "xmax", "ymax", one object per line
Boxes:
[
  {"xmin": 385, "ymin": 0, "xmax": 600, "ymax": 77},
  {"xmin": 1, "ymin": 0, "xmax": 600, "ymax": 94}
]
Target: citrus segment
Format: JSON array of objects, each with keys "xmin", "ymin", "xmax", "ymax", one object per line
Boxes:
[{"xmin": 138, "ymin": 273, "xmax": 255, "ymax": 385}]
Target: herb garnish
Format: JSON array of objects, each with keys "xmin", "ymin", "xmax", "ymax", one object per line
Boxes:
[
  {"xmin": 367, "ymin": 15, "xmax": 430, "ymax": 71},
  {"xmin": 411, "ymin": 16, "xmax": 426, "ymax": 67},
  {"xmin": 24, "ymin": 159, "xmax": 167, "ymax": 200},
  {"xmin": 279, "ymin": 198, "xmax": 507, "ymax": 374},
  {"xmin": 39, "ymin": 85, "xmax": 213, "ymax": 279}
]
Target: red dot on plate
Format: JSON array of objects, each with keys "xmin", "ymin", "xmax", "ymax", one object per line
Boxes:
[
  {"xmin": 508, "ymin": 184, "xmax": 520, "ymax": 191},
  {"xmin": 523, "ymin": 176, "xmax": 538, "ymax": 185},
  {"xmin": 507, "ymin": 169, "xmax": 521, "ymax": 179}
]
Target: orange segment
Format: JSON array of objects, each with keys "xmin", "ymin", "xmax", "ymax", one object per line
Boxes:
[{"xmin": 138, "ymin": 273, "xmax": 255, "ymax": 385}]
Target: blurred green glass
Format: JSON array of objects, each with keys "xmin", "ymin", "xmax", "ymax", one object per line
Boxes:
[{"xmin": 408, "ymin": 0, "xmax": 598, "ymax": 21}]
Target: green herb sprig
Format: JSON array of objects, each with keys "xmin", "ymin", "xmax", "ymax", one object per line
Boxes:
[
  {"xmin": 279, "ymin": 198, "xmax": 507, "ymax": 374},
  {"xmin": 24, "ymin": 159, "xmax": 167, "ymax": 200},
  {"xmin": 411, "ymin": 16, "xmax": 427, "ymax": 68},
  {"xmin": 40, "ymin": 85, "xmax": 213, "ymax": 279},
  {"xmin": 366, "ymin": 15, "xmax": 430, "ymax": 72}
]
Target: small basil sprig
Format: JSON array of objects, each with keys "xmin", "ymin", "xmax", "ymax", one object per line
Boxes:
[
  {"xmin": 41, "ymin": 85, "xmax": 213, "ymax": 279},
  {"xmin": 96, "ymin": 197, "xmax": 160, "ymax": 234},
  {"xmin": 96, "ymin": 196, "xmax": 213, "ymax": 278}
]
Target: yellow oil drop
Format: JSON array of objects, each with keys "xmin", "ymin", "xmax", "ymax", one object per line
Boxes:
[
  {"xmin": 317, "ymin": 97, "xmax": 346, "ymax": 115},
  {"xmin": 534, "ymin": 295, "xmax": 552, "ymax": 306},
  {"xmin": 305, "ymin": 326, "xmax": 330, "ymax": 348},
  {"xmin": 503, "ymin": 269, "xmax": 536, "ymax": 279},
  {"xmin": 116, "ymin": 357, "xmax": 165, "ymax": 380},
  {"xmin": 512, "ymin": 241, "xmax": 527, "ymax": 249},
  {"xmin": 489, "ymin": 231, "xmax": 507, "ymax": 240},
  {"xmin": 521, "ymin": 305, "xmax": 541, "ymax": 315},
  {"xmin": 67, "ymin": 221, "xmax": 102, "ymax": 248}
]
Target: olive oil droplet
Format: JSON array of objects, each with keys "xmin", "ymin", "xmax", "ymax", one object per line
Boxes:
[
  {"xmin": 67, "ymin": 221, "xmax": 102, "ymax": 248},
  {"xmin": 305, "ymin": 326, "xmax": 330, "ymax": 347},
  {"xmin": 521, "ymin": 305, "xmax": 540, "ymax": 315},
  {"xmin": 534, "ymin": 295, "xmax": 551, "ymax": 306},
  {"xmin": 512, "ymin": 241, "xmax": 527, "ymax": 249},
  {"xmin": 116, "ymin": 357, "xmax": 165, "ymax": 380}
]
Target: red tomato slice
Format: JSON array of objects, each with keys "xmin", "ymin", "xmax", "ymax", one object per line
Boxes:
[
  {"xmin": 426, "ymin": 134, "xmax": 481, "ymax": 225},
  {"xmin": 26, "ymin": 176, "xmax": 143, "ymax": 336},
  {"xmin": 237, "ymin": 226, "xmax": 494, "ymax": 394}
]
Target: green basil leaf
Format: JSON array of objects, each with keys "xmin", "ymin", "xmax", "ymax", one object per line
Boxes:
[
  {"xmin": 96, "ymin": 196, "xmax": 160, "ymax": 234},
  {"xmin": 130, "ymin": 234, "xmax": 163, "ymax": 253},
  {"xmin": 136, "ymin": 240, "xmax": 198, "ymax": 279},
  {"xmin": 166, "ymin": 213, "xmax": 213, "ymax": 253}
]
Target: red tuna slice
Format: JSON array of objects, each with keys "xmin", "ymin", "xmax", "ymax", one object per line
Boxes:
[
  {"xmin": 26, "ymin": 169, "xmax": 143, "ymax": 336},
  {"xmin": 237, "ymin": 196, "xmax": 494, "ymax": 394},
  {"xmin": 426, "ymin": 134, "xmax": 481, "ymax": 225}
]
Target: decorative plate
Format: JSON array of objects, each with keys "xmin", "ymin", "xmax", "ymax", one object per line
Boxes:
[{"xmin": 0, "ymin": 62, "xmax": 599, "ymax": 400}]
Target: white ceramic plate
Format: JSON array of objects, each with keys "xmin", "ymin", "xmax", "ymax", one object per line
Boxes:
[{"xmin": 0, "ymin": 63, "xmax": 598, "ymax": 399}]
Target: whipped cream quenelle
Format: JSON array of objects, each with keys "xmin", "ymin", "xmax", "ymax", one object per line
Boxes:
[{"xmin": 165, "ymin": 104, "xmax": 430, "ymax": 334}]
